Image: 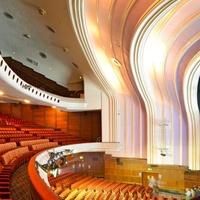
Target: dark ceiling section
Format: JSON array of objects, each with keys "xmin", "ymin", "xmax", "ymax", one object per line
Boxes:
[{"xmin": 3, "ymin": 57, "xmax": 70, "ymax": 97}]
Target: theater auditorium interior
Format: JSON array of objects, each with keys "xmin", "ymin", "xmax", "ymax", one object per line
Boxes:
[{"xmin": 0, "ymin": 0, "xmax": 199, "ymax": 200}]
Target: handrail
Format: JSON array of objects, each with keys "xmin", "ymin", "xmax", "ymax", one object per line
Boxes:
[{"xmin": 28, "ymin": 154, "xmax": 59, "ymax": 200}]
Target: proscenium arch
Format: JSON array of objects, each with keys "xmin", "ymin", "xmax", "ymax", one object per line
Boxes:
[{"xmin": 183, "ymin": 53, "xmax": 200, "ymax": 170}]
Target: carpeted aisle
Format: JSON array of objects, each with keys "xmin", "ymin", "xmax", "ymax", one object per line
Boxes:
[{"xmin": 10, "ymin": 162, "xmax": 32, "ymax": 200}]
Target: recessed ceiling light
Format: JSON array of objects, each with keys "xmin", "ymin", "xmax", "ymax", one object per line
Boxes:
[
  {"xmin": 46, "ymin": 25, "xmax": 55, "ymax": 33},
  {"xmin": 39, "ymin": 52, "xmax": 47, "ymax": 58},
  {"xmin": 3, "ymin": 12, "xmax": 14, "ymax": 19},
  {"xmin": 23, "ymin": 34, "xmax": 31, "ymax": 39}
]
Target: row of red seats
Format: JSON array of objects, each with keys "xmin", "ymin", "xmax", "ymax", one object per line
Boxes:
[
  {"xmin": 0, "ymin": 127, "xmax": 16, "ymax": 131},
  {"xmin": 51, "ymin": 175, "xmax": 153, "ymax": 200},
  {"xmin": 0, "ymin": 139, "xmax": 61, "ymax": 199},
  {"xmin": 0, "ymin": 142, "xmax": 17, "ymax": 157},
  {"xmin": 49, "ymin": 171, "xmax": 184, "ymax": 200},
  {"xmin": 31, "ymin": 142, "xmax": 58, "ymax": 154},
  {"xmin": 22, "ymin": 128, "xmax": 55, "ymax": 132},
  {"xmin": 0, "ymin": 131, "xmax": 25, "ymax": 134},
  {"xmin": 0, "ymin": 147, "xmax": 33, "ymax": 199},
  {"xmin": 9, "ymin": 137, "xmax": 41, "ymax": 144}
]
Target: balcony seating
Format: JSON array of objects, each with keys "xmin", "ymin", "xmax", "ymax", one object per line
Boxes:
[
  {"xmin": 95, "ymin": 180, "xmax": 110, "ymax": 190},
  {"xmin": 30, "ymin": 142, "xmax": 58, "ymax": 154},
  {"xmin": 0, "ymin": 142, "xmax": 17, "ymax": 157},
  {"xmin": 9, "ymin": 137, "xmax": 41, "ymax": 145},
  {"xmin": 59, "ymin": 188, "xmax": 71, "ymax": 199},
  {"xmin": 137, "ymin": 185, "xmax": 146, "ymax": 198},
  {"xmin": 0, "ymin": 139, "xmax": 5, "ymax": 144},
  {"xmin": 145, "ymin": 186, "xmax": 154, "ymax": 198},
  {"xmin": 87, "ymin": 178, "xmax": 103, "ymax": 190},
  {"xmin": 0, "ymin": 147, "xmax": 33, "ymax": 199},
  {"xmin": 121, "ymin": 184, "xmax": 132, "ymax": 195},
  {"xmin": 0, "ymin": 191, "xmax": 11, "ymax": 199},
  {"xmin": 0, "ymin": 113, "xmax": 92, "ymax": 199},
  {"xmin": 79, "ymin": 178, "xmax": 99, "ymax": 190},
  {"xmin": 1, "ymin": 147, "xmax": 33, "ymax": 176},
  {"xmin": 95, "ymin": 191, "xmax": 105, "ymax": 200},
  {"xmin": 71, "ymin": 176, "xmax": 93, "ymax": 190},
  {"xmin": 0, "ymin": 113, "xmax": 34, "ymax": 127},
  {"xmin": 0, "ymin": 133, "xmax": 34, "ymax": 143},
  {"xmin": 74, "ymin": 189, "xmax": 88, "ymax": 200},
  {"xmin": 63, "ymin": 174, "xmax": 87, "ymax": 189},
  {"xmin": 19, "ymin": 139, "xmax": 49, "ymax": 150},
  {"xmin": 124, "ymin": 192, "xmax": 130, "ymax": 200},
  {"xmin": 49, "ymin": 172, "xmax": 155, "ymax": 200},
  {"xmin": 65, "ymin": 188, "xmax": 80, "ymax": 200},
  {"xmin": 84, "ymin": 190, "xmax": 96, "ymax": 200},
  {"xmin": 49, "ymin": 173, "xmax": 72, "ymax": 187}
]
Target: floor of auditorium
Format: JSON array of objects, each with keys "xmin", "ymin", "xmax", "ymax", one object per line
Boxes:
[
  {"xmin": 10, "ymin": 162, "xmax": 31, "ymax": 200},
  {"xmin": 10, "ymin": 162, "xmax": 186, "ymax": 200}
]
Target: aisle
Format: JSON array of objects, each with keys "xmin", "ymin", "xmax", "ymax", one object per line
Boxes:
[{"xmin": 10, "ymin": 162, "xmax": 31, "ymax": 200}]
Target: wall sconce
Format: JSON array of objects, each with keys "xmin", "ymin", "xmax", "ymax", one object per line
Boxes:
[{"xmin": 138, "ymin": 172, "xmax": 142, "ymax": 177}]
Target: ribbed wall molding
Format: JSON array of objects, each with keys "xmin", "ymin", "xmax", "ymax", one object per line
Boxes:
[
  {"xmin": 68, "ymin": 0, "xmax": 119, "ymax": 142},
  {"xmin": 130, "ymin": 0, "xmax": 183, "ymax": 165},
  {"xmin": 184, "ymin": 53, "xmax": 200, "ymax": 170},
  {"xmin": 130, "ymin": 0, "xmax": 200, "ymax": 169}
]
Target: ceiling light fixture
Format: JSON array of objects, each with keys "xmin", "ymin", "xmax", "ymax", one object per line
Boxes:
[
  {"xmin": 0, "ymin": 91, "xmax": 4, "ymax": 95},
  {"xmin": 3, "ymin": 12, "xmax": 14, "ymax": 19},
  {"xmin": 112, "ymin": 58, "xmax": 121, "ymax": 67},
  {"xmin": 38, "ymin": 8, "xmax": 46, "ymax": 16},
  {"xmin": 39, "ymin": 52, "xmax": 47, "ymax": 58},
  {"xmin": 23, "ymin": 34, "xmax": 31, "ymax": 39},
  {"xmin": 63, "ymin": 47, "xmax": 69, "ymax": 53},
  {"xmin": 24, "ymin": 99, "xmax": 30, "ymax": 103},
  {"xmin": 46, "ymin": 25, "xmax": 55, "ymax": 33}
]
